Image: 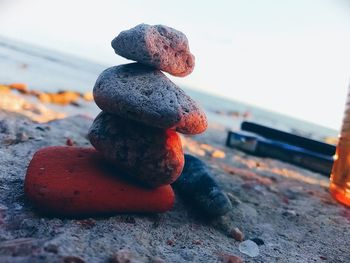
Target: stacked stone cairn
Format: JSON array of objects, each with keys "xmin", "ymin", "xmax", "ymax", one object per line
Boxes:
[
  {"xmin": 88, "ymin": 24, "xmax": 207, "ymax": 188},
  {"xmin": 24, "ymin": 24, "xmax": 235, "ymax": 217}
]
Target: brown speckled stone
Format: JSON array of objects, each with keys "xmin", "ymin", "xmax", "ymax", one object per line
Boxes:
[
  {"xmin": 93, "ymin": 63, "xmax": 207, "ymax": 135},
  {"xmin": 88, "ymin": 112, "xmax": 184, "ymax": 188},
  {"xmin": 112, "ymin": 24, "xmax": 195, "ymax": 77}
]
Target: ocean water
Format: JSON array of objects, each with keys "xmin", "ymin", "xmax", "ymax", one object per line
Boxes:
[{"xmin": 0, "ymin": 35, "xmax": 338, "ymax": 141}]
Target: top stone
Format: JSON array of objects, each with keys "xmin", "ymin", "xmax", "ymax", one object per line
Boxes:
[{"xmin": 111, "ymin": 24, "xmax": 195, "ymax": 77}]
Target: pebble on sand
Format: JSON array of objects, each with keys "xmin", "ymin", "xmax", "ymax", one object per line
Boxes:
[
  {"xmin": 238, "ymin": 240, "xmax": 260, "ymax": 257},
  {"xmin": 230, "ymin": 227, "xmax": 244, "ymax": 241},
  {"xmin": 24, "ymin": 146, "xmax": 175, "ymax": 216}
]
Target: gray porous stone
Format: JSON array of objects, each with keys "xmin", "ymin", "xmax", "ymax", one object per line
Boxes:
[
  {"xmin": 112, "ymin": 24, "xmax": 195, "ymax": 77},
  {"xmin": 88, "ymin": 111, "xmax": 184, "ymax": 188},
  {"xmin": 93, "ymin": 63, "xmax": 207, "ymax": 135}
]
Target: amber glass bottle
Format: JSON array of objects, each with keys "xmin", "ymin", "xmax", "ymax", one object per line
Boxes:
[{"xmin": 330, "ymin": 89, "xmax": 350, "ymax": 207}]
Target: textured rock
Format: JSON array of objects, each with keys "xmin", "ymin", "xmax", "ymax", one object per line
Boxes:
[
  {"xmin": 88, "ymin": 112, "xmax": 184, "ymax": 187},
  {"xmin": 24, "ymin": 146, "xmax": 175, "ymax": 216},
  {"xmin": 172, "ymin": 154, "xmax": 232, "ymax": 216},
  {"xmin": 112, "ymin": 24, "xmax": 195, "ymax": 77},
  {"xmin": 93, "ymin": 63, "xmax": 207, "ymax": 134}
]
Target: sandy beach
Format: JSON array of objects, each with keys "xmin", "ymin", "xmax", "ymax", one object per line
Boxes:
[
  {"xmin": 0, "ymin": 34, "xmax": 349, "ymax": 262},
  {"xmin": 0, "ymin": 87, "xmax": 349, "ymax": 262}
]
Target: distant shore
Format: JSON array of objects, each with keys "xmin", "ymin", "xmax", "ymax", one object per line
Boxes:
[
  {"xmin": 0, "ymin": 35, "xmax": 339, "ymax": 142},
  {"xmin": 0, "ymin": 83, "xmax": 99, "ymax": 123}
]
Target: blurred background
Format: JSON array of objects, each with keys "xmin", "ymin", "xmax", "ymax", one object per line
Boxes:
[{"xmin": 0, "ymin": 0, "xmax": 349, "ymax": 136}]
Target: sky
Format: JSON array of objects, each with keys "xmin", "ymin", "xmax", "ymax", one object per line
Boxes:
[{"xmin": 0, "ymin": 0, "xmax": 350, "ymax": 130}]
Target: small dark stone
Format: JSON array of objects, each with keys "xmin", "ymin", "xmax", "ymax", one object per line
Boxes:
[
  {"xmin": 282, "ymin": 209, "xmax": 297, "ymax": 217},
  {"xmin": 35, "ymin": 126, "xmax": 46, "ymax": 132},
  {"xmin": 66, "ymin": 138, "xmax": 74, "ymax": 146},
  {"xmin": 250, "ymin": 237, "xmax": 264, "ymax": 246},
  {"xmin": 0, "ymin": 119, "xmax": 10, "ymax": 133},
  {"xmin": 166, "ymin": 239, "xmax": 175, "ymax": 246},
  {"xmin": 172, "ymin": 154, "xmax": 232, "ymax": 216}
]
